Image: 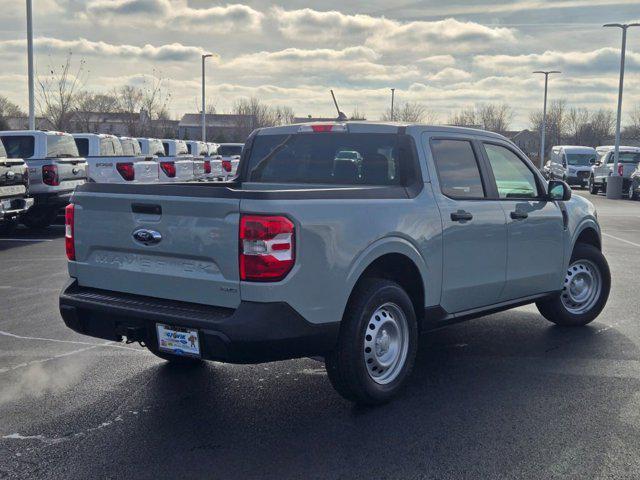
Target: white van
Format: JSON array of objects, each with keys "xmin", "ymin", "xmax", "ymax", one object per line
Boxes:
[{"xmin": 548, "ymin": 146, "xmax": 596, "ymax": 188}]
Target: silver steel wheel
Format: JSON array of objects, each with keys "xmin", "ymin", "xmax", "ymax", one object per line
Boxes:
[
  {"xmin": 363, "ymin": 302, "xmax": 409, "ymax": 385},
  {"xmin": 561, "ymin": 260, "xmax": 602, "ymax": 315}
]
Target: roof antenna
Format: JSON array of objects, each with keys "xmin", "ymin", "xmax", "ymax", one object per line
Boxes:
[{"xmin": 330, "ymin": 90, "xmax": 348, "ymax": 121}]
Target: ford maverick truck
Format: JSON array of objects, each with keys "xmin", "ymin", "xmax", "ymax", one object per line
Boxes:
[{"xmin": 59, "ymin": 123, "xmax": 610, "ymax": 405}]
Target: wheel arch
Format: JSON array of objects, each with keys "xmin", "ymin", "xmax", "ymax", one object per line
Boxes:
[{"xmin": 344, "ymin": 238, "xmax": 430, "ymax": 330}]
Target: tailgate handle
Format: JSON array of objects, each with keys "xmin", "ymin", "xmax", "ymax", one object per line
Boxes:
[{"xmin": 131, "ymin": 203, "xmax": 162, "ymax": 215}]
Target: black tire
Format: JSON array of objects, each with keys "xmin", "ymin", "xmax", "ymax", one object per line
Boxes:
[
  {"xmin": 588, "ymin": 176, "xmax": 599, "ymax": 195},
  {"xmin": 628, "ymin": 182, "xmax": 638, "ymax": 200},
  {"xmin": 536, "ymin": 243, "xmax": 610, "ymax": 327},
  {"xmin": 325, "ymin": 278, "xmax": 418, "ymax": 405},
  {"xmin": 20, "ymin": 206, "xmax": 57, "ymax": 229},
  {"xmin": 147, "ymin": 345, "xmax": 204, "ymax": 366}
]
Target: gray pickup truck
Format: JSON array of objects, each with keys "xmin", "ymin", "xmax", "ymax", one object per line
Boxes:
[
  {"xmin": 59, "ymin": 122, "xmax": 611, "ymax": 405},
  {"xmin": 0, "ymin": 140, "xmax": 33, "ymax": 233}
]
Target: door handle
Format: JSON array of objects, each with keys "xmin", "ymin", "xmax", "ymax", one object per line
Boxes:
[
  {"xmin": 451, "ymin": 210, "xmax": 473, "ymax": 222},
  {"xmin": 510, "ymin": 211, "xmax": 528, "ymax": 220}
]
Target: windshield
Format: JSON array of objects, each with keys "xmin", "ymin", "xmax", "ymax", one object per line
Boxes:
[
  {"xmin": 566, "ymin": 153, "xmax": 595, "ymax": 166},
  {"xmin": 47, "ymin": 134, "xmax": 79, "ymax": 158},
  {"xmin": 1, "ymin": 135, "xmax": 35, "ymax": 158},
  {"xmin": 245, "ymin": 133, "xmax": 416, "ymax": 186},
  {"xmin": 219, "ymin": 145, "xmax": 243, "ymax": 156},
  {"xmin": 121, "ymin": 139, "xmax": 141, "ymax": 156}
]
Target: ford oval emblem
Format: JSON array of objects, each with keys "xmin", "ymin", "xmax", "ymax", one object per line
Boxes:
[
  {"xmin": 132, "ymin": 229, "xmax": 162, "ymax": 245},
  {"xmin": 6, "ymin": 170, "xmax": 15, "ymax": 180},
  {"xmin": 72, "ymin": 167, "xmax": 79, "ymax": 175}
]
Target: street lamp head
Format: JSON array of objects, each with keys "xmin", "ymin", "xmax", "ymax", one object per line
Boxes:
[
  {"xmin": 603, "ymin": 23, "xmax": 625, "ymax": 28},
  {"xmin": 532, "ymin": 70, "xmax": 561, "ymax": 75},
  {"xmin": 202, "ymin": 53, "xmax": 213, "ymax": 58}
]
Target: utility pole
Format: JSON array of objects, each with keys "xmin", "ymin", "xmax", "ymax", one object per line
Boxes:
[
  {"xmin": 390, "ymin": 88, "xmax": 395, "ymax": 122},
  {"xmin": 603, "ymin": 23, "xmax": 639, "ymax": 199},
  {"xmin": 533, "ymin": 71, "xmax": 561, "ymax": 169},
  {"xmin": 201, "ymin": 53, "xmax": 213, "ymax": 142},
  {"xmin": 26, "ymin": 0, "xmax": 35, "ymax": 130}
]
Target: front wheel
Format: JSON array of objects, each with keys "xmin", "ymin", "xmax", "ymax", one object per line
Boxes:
[
  {"xmin": 628, "ymin": 182, "xmax": 638, "ymax": 200},
  {"xmin": 588, "ymin": 176, "xmax": 599, "ymax": 195},
  {"xmin": 325, "ymin": 278, "xmax": 418, "ymax": 405},
  {"xmin": 536, "ymin": 243, "xmax": 610, "ymax": 326}
]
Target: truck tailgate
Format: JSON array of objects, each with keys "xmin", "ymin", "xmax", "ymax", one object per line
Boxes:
[
  {"xmin": 134, "ymin": 158, "xmax": 159, "ymax": 183},
  {"xmin": 72, "ymin": 188, "xmax": 241, "ymax": 308}
]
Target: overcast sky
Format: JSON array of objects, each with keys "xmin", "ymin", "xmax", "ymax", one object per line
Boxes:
[{"xmin": 1, "ymin": 0, "xmax": 639, "ymax": 127}]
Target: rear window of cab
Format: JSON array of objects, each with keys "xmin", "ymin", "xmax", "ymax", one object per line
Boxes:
[{"xmin": 245, "ymin": 133, "xmax": 418, "ymax": 186}]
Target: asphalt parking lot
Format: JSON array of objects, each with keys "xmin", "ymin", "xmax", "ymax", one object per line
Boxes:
[{"xmin": 0, "ymin": 191, "xmax": 639, "ymax": 480}]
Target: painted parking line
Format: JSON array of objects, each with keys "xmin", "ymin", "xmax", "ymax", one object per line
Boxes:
[
  {"xmin": 602, "ymin": 232, "xmax": 640, "ymax": 249},
  {"xmin": 0, "ymin": 238, "xmax": 54, "ymax": 242},
  {"xmin": 0, "ymin": 330, "xmax": 143, "ymax": 351}
]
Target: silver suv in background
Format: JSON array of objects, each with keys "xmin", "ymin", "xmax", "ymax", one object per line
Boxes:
[
  {"xmin": 589, "ymin": 146, "xmax": 640, "ymax": 195},
  {"xmin": 0, "ymin": 130, "xmax": 87, "ymax": 228}
]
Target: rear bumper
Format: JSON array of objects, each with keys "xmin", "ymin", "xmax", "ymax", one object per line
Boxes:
[
  {"xmin": 0, "ymin": 197, "xmax": 34, "ymax": 219},
  {"xmin": 33, "ymin": 190, "xmax": 74, "ymax": 206},
  {"xmin": 59, "ymin": 280, "xmax": 339, "ymax": 363},
  {"xmin": 567, "ymin": 174, "xmax": 589, "ymax": 185}
]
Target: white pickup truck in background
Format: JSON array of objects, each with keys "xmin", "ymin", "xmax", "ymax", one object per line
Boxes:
[
  {"xmin": 0, "ymin": 130, "xmax": 87, "ymax": 228},
  {"xmin": 217, "ymin": 143, "xmax": 243, "ymax": 179},
  {"xmin": 73, "ymin": 134, "xmax": 158, "ymax": 184},
  {"xmin": 161, "ymin": 139, "xmax": 195, "ymax": 182},
  {"xmin": 207, "ymin": 142, "xmax": 224, "ymax": 180},
  {"xmin": 185, "ymin": 140, "xmax": 208, "ymax": 181},
  {"xmin": 137, "ymin": 138, "xmax": 192, "ymax": 183}
]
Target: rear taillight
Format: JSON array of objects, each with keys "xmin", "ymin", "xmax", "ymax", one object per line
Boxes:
[
  {"xmin": 116, "ymin": 162, "xmax": 135, "ymax": 181},
  {"xmin": 160, "ymin": 161, "xmax": 176, "ymax": 178},
  {"xmin": 239, "ymin": 215, "xmax": 295, "ymax": 282},
  {"xmin": 204, "ymin": 160, "xmax": 211, "ymax": 174},
  {"xmin": 65, "ymin": 204, "xmax": 75, "ymax": 261},
  {"xmin": 222, "ymin": 159, "xmax": 232, "ymax": 172},
  {"xmin": 618, "ymin": 164, "xmax": 624, "ymax": 176},
  {"xmin": 23, "ymin": 166, "xmax": 29, "ymax": 186},
  {"xmin": 42, "ymin": 165, "xmax": 59, "ymax": 186}
]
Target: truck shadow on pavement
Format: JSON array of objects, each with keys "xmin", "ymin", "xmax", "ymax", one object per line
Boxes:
[
  {"xmin": 0, "ymin": 225, "xmax": 64, "ymax": 252},
  {"xmin": 39, "ymin": 309, "xmax": 639, "ymax": 479}
]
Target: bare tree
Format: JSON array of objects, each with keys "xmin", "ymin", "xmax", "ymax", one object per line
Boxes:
[
  {"xmin": 73, "ymin": 91, "xmax": 119, "ymax": 132},
  {"xmin": 529, "ymin": 99, "xmax": 567, "ymax": 155},
  {"xmin": 231, "ymin": 97, "xmax": 278, "ymax": 140},
  {"xmin": 589, "ymin": 109, "xmax": 615, "ymax": 145},
  {"xmin": 115, "ymin": 75, "xmax": 172, "ymax": 136},
  {"xmin": 0, "ymin": 95, "xmax": 24, "ymax": 129},
  {"xmin": 274, "ymin": 105, "xmax": 296, "ymax": 125},
  {"xmin": 37, "ymin": 53, "xmax": 86, "ymax": 131},
  {"xmin": 448, "ymin": 103, "xmax": 513, "ymax": 134},
  {"xmin": 350, "ymin": 106, "xmax": 366, "ymax": 121},
  {"xmin": 624, "ymin": 103, "xmax": 640, "ymax": 137},
  {"xmin": 381, "ymin": 102, "xmax": 437, "ymax": 123}
]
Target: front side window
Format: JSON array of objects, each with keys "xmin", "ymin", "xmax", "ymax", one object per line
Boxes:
[
  {"xmin": 431, "ymin": 139, "xmax": 485, "ymax": 199},
  {"xmin": 484, "ymin": 143, "xmax": 540, "ymax": 199},
  {"xmin": 47, "ymin": 134, "xmax": 79, "ymax": 158},
  {"xmin": 617, "ymin": 152, "xmax": 640, "ymax": 164},
  {"xmin": 1, "ymin": 136, "xmax": 35, "ymax": 158}
]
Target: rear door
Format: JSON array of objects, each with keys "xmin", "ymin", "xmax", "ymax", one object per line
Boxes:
[
  {"xmin": 73, "ymin": 188, "xmax": 241, "ymax": 307},
  {"xmin": 480, "ymin": 142, "xmax": 564, "ymax": 300},
  {"xmin": 427, "ymin": 136, "xmax": 507, "ymax": 313}
]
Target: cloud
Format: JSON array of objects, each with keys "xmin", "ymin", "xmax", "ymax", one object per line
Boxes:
[
  {"xmin": 84, "ymin": 0, "xmax": 263, "ymax": 31},
  {"xmin": 428, "ymin": 67, "xmax": 472, "ymax": 83},
  {"xmin": 274, "ymin": 8, "xmax": 517, "ymax": 55},
  {"xmin": 0, "ymin": 37, "xmax": 202, "ymax": 62},
  {"xmin": 475, "ymin": 48, "xmax": 640, "ymax": 74}
]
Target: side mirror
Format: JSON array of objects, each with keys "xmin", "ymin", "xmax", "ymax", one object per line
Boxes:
[{"xmin": 548, "ymin": 180, "xmax": 571, "ymax": 201}]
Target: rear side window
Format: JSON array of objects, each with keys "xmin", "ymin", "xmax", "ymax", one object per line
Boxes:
[
  {"xmin": 121, "ymin": 139, "xmax": 142, "ymax": 156},
  {"xmin": 0, "ymin": 140, "xmax": 7, "ymax": 157},
  {"xmin": 1, "ymin": 135, "xmax": 35, "ymax": 158},
  {"xmin": 483, "ymin": 143, "xmax": 540, "ymax": 199},
  {"xmin": 47, "ymin": 134, "xmax": 79, "ymax": 158},
  {"xmin": 431, "ymin": 139, "xmax": 485, "ymax": 199},
  {"xmin": 162, "ymin": 142, "xmax": 170, "ymax": 156},
  {"xmin": 176, "ymin": 141, "xmax": 188, "ymax": 155},
  {"xmin": 245, "ymin": 133, "xmax": 415, "ymax": 186},
  {"xmin": 186, "ymin": 143, "xmax": 193, "ymax": 154},
  {"xmin": 74, "ymin": 138, "xmax": 89, "ymax": 157}
]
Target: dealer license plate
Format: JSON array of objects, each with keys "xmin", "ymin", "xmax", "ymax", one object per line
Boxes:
[{"xmin": 156, "ymin": 324, "xmax": 200, "ymax": 357}]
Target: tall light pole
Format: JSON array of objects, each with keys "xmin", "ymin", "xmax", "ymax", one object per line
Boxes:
[
  {"xmin": 533, "ymin": 70, "xmax": 561, "ymax": 169},
  {"xmin": 26, "ymin": 0, "xmax": 35, "ymax": 130},
  {"xmin": 603, "ymin": 23, "xmax": 640, "ymax": 199},
  {"xmin": 201, "ymin": 53, "xmax": 213, "ymax": 142},
  {"xmin": 390, "ymin": 88, "xmax": 395, "ymax": 121}
]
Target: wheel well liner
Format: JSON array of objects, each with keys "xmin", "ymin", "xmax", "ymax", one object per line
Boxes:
[
  {"xmin": 575, "ymin": 227, "xmax": 601, "ymax": 251},
  {"xmin": 350, "ymin": 253, "xmax": 425, "ymax": 330}
]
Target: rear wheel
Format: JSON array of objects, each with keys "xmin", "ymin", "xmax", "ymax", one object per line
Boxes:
[
  {"xmin": 536, "ymin": 243, "xmax": 610, "ymax": 326},
  {"xmin": 588, "ymin": 176, "xmax": 599, "ymax": 195},
  {"xmin": 628, "ymin": 181, "xmax": 638, "ymax": 200},
  {"xmin": 325, "ymin": 278, "xmax": 418, "ymax": 405},
  {"xmin": 20, "ymin": 206, "xmax": 58, "ymax": 229}
]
